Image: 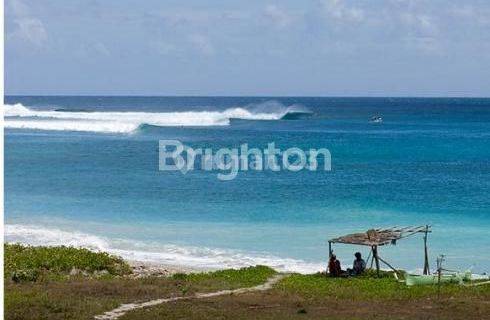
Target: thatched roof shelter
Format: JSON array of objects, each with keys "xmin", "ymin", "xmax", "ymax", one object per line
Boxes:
[{"xmin": 328, "ymin": 225, "xmax": 431, "ymax": 276}]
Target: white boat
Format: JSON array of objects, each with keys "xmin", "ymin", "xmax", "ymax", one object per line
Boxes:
[{"xmin": 370, "ymin": 116, "xmax": 383, "ymax": 123}]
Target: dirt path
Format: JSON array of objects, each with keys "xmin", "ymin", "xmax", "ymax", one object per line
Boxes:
[{"xmin": 94, "ymin": 273, "xmax": 289, "ymax": 320}]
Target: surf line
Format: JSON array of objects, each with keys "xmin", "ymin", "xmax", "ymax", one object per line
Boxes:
[{"xmin": 94, "ymin": 273, "xmax": 289, "ymax": 320}]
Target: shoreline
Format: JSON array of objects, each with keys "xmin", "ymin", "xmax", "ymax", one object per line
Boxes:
[
  {"xmin": 4, "ymin": 223, "xmax": 326, "ymax": 274},
  {"xmin": 6, "ymin": 223, "xmax": 490, "ymax": 276},
  {"xmin": 127, "ymin": 260, "xmax": 215, "ymax": 277}
]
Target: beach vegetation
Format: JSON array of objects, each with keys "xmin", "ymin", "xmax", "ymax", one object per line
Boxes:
[{"xmin": 4, "ymin": 243, "xmax": 131, "ymax": 281}]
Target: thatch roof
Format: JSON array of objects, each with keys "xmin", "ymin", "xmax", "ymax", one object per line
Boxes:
[{"xmin": 329, "ymin": 226, "xmax": 430, "ymax": 246}]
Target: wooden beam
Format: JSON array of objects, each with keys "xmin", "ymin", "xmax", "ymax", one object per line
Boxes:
[
  {"xmin": 372, "ymin": 245, "xmax": 380, "ymax": 277},
  {"xmin": 377, "ymin": 255, "xmax": 398, "ymax": 273},
  {"xmin": 369, "ymin": 247, "xmax": 375, "ymax": 269},
  {"xmin": 423, "ymin": 225, "xmax": 430, "ymax": 275}
]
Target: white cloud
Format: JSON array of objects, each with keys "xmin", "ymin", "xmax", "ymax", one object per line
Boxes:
[
  {"xmin": 400, "ymin": 13, "xmax": 439, "ymax": 37},
  {"xmin": 449, "ymin": 4, "xmax": 490, "ymax": 26},
  {"xmin": 92, "ymin": 42, "xmax": 110, "ymax": 56},
  {"xmin": 151, "ymin": 40, "xmax": 177, "ymax": 56},
  {"xmin": 396, "ymin": 10, "xmax": 441, "ymax": 54},
  {"xmin": 321, "ymin": 0, "xmax": 364, "ymax": 23},
  {"xmin": 11, "ymin": 17, "xmax": 48, "ymax": 46},
  {"xmin": 263, "ymin": 5, "xmax": 293, "ymax": 29},
  {"xmin": 188, "ymin": 34, "xmax": 215, "ymax": 56},
  {"xmin": 7, "ymin": 0, "xmax": 48, "ymax": 46},
  {"xmin": 449, "ymin": 5, "xmax": 476, "ymax": 19},
  {"xmin": 405, "ymin": 36, "xmax": 442, "ymax": 55}
]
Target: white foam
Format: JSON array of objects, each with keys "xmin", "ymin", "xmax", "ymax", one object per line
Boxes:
[
  {"xmin": 4, "ymin": 103, "xmax": 287, "ymax": 133},
  {"xmin": 5, "ymin": 120, "xmax": 140, "ymax": 133},
  {"xmin": 5, "ymin": 224, "xmax": 110, "ymax": 251},
  {"xmin": 5, "ymin": 224, "xmax": 324, "ymax": 274}
]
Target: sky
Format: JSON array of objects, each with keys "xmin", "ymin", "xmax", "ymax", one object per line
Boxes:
[{"xmin": 5, "ymin": 0, "xmax": 490, "ymax": 96}]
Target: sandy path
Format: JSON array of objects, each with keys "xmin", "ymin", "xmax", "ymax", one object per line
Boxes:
[{"xmin": 94, "ymin": 273, "xmax": 288, "ymax": 320}]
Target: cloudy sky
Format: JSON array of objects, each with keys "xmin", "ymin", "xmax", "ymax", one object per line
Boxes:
[{"xmin": 5, "ymin": 0, "xmax": 490, "ymax": 96}]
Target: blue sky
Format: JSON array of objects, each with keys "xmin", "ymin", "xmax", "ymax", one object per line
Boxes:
[{"xmin": 5, "ymin": 0, "xmax": 490, "ymax": 96}]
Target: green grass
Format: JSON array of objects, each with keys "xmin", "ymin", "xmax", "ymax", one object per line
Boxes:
[
  {"xmin": 4, "ymin": 244, "xmax": 489, "ymax": 320},
  {"xmin": 4, "ymin": 244, "xmax": 277, "ymax": 320},
  {"xmin": 4, "ymin": 243, "xmax": 131, "ymax": 281},
  {"xmin": 5, "ymin": 267, "xmax": 277, "ymax": 320},
  {"xmin": 121, "ymin": 272, "xmax": 490, "ymax": 320},
  {"xmin": 171, "ymin": 265, "xmax": 277, "ymax": 290},
  {"xmin": 277, "ymin": 272, "xmax": 490, "ymax": 301}
]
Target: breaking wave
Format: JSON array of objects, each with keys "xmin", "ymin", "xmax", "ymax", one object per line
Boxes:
[
  {"xmin": 4, "ymin": 102, "xmax": 306, "ymax": 133},
  {"xmin": 5, "ymin": 224, "xmax": 324, "ymax": 274}
]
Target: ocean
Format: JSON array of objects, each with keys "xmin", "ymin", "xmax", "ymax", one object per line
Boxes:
[{"xmin": 4, "ymin": 96, "xmax": 490, "ymax": 274}]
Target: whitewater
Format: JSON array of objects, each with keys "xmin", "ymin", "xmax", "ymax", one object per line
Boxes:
[{"xmin": 4, "ymin": 103, "xmax": 289, "ymax": 133}]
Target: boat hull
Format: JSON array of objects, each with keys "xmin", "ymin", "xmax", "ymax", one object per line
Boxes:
[{"xmin": 405, "ymin": 274, "xmax": 463, "ymax": 286}]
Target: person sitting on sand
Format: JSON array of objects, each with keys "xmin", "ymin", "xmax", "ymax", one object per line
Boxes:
[
  {"xmin": 328, "ymin": 254, "xmax": 342, "ymax": 277},
  {"xmin": 350, "ymin": 252, "xmax": 366, "ymax": 275}
]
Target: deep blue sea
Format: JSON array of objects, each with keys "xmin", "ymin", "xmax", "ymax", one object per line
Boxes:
[{"xmin": 4, "ymin": 96, "xmax": 490, "ymax": 273}]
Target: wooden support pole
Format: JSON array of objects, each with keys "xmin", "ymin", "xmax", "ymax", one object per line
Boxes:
[
  {"xmin": 366, "ymin": 248, "xmax": 372, "ymax": 266},
  {"xmin": 327, "ymin": 241, "xmax": 332, "ymax": 277},
  {"xmin": 369, "ymin": 247, "xmax": 375, "ymax": 269},
  {"xmin": 423, "ymin": 225, "xmax": 430, "ymax": 275},
  {"xmin": 372, "ymin": 245, "xmax": 380, "ymax": 277},
  {"xmin": 377, "ymin": 255, "xmax": 398, "ymax": 274}
]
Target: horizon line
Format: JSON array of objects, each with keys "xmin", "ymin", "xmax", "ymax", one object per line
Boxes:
[{"xmin": 5, "ymin": 94, "xmax": 490, "ymax": 99}]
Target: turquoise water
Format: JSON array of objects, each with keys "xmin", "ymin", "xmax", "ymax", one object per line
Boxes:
[{"xmin": 4, "ymin": 96, "xmax": 490, "ymax": 273}]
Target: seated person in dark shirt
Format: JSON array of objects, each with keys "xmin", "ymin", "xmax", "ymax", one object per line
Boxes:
[
  {"xmin": 348, "ymin": 252, "xmax": 366, "ymax": 276},
  {"xmin": 328, "ymin": 254, "xmax": 342, "ymax": 277}
]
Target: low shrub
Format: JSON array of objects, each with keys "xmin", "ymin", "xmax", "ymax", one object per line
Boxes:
[{"xmin": 5, "ymin": 243, "xmax": 131, "ymax": 281}]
